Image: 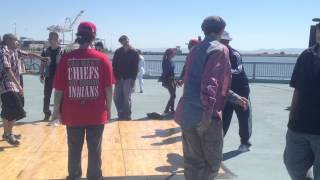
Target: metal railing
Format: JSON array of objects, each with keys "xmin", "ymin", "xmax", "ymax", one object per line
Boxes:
[
  {"xmin": 23, "ymin": 58, "xmax": 296, "ymax": 83},
  {"xmin": 24, "ymin": 58, "xmax": 41, "ymax": 74},
  {"xmin": 144, "ymin": 60, "xmax": 296, "ymax": 83}
]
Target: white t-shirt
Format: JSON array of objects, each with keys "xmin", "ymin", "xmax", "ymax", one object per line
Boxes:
[{"xmin": 138, "ymin": 55, "xmax": 145, "ymax": 75}]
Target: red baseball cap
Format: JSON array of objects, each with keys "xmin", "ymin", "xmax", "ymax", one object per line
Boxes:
[
  {"xmin": 77, "ymin": 22, "xmax": 96, "ymax": 36},
  {"xmin": 188, "ymin": 39, "xmax": 200, "ymax": 49}
]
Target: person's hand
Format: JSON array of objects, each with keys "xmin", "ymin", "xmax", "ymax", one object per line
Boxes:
[
  {"xmin": 41, "ymin": 57, "xmax": 49, "ymax": 62},
  {"xmin": 196, "ymin": 112, "xmax": 212, "ymax": 136},
  {"xmin": 40, "ymin": 75, "xmax": 45, "ymax": 84},
  {"xmin": 176, "ymin": 80, "xmax": 183, "ymax": 87},
  {"xmin": 235, "ymin": 96, "xmax": 249, "ymax": 110},
  {"xmin": 17, "ymin": 85, "xmax": 24, "ymax": 96}
]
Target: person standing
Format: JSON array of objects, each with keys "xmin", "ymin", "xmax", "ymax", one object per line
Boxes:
[
  {"xmin": 40, "ymin": 31, "xmax": 63, "ymax": 121},
  {"xmin": 95, "ymin": 41, "xmax": 105, "ymax": 53},
  {"xmin": 137, "ymin": 49, "xmax": 145, "ymax": 93},
  {"xmin": 0, "ymin": 33, "xmax": 47, "ymax": 145},
  {"xmin": 220, "ymin": 31, "xmax": 252, "ymax": 152},
  {"xmin": 52, "ymin": 22, "xmax": 114, "ymax": 180},
  {"xmin": 174, "ymin": 16, "xmax": 232, "ymax": 180},
  {"xmin": 284, "ymin": 23, "xmax": 320, "ymax": 180},
  {"xmin": 160, "ymin": 48, "xmax": 176, "ymax": 114},
  {"xmin": 177, "ymin": 39, "xmax": 200, "ymax": 86},
  {"xmin": 112, "ymin": 35, "xmax": 139, "ymax": 120}
]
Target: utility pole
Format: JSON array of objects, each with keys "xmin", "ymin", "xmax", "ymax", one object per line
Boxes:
[{"xmin": 14, "ymin": 23, "xmax": 17, "ymax": 36}]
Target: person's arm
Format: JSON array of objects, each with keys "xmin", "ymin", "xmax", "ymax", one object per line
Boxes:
[
  {"xmin": 227, "ymin": 90, "xmax": 249, "ymax": 110},
  {"xmin": 289, "ymin": 89, "xmax": 298, "ymax": 120},
  {"xmin": 105, "ymin": 86, "xmax": 113, "ymax": 120},
  {"xmin": 51, "ymin": 90, "xmax": 63, "ymax": 121},
  {"xmin": 179, "ymin": 64, "xmax": 186, "ymax": 80},
  {"xmin": 102, "ymin": 55, "xmax": 115, "ymax": 120},
  {"xmin": 200, "ymin": 50, "xmax": 230, "ymax": 118},
  {"xmin": 162, "ymin": 60, "xmax": 170, "ymax": 78},
  {"xmin": 132, "ymin": 51, "xmax": 140, "ymax": 79},
  {"xmin": 51, "ymin": 54, "xmax": 67, "ymax": 121},
  {"xmin": 230, "ymin": 50, "xmax": 244, "ymax": 74},
  {"xmin": 5, "ymin": 68, "xmax": 23, "ymax": 94},
  {"xmin": 39, "ymin": 49, "xmax": 47, "ymax": 83},
  {"xmin": 18, "ymin": 49, "xmax": 48, "ymax": 62},
  {"xmin": 287, "ymin": 51, "xmax": 305, "ymax": 119},
  {"xmin": 112, "ymin": 50, "xmax": 119, "ymax": 80},
  {"xmin": 197, "ymin": 49, "xmax": 231, "ymax": 135},
  {"xmin": 27, "ymin": 52, "xmax": 49, "ymax": 62},
  {"xmin": 1, "ymin": 53, "xmax": 23, "ymax": 94}
]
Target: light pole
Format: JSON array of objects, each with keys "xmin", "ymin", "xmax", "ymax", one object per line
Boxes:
[{"xmin": 14, "ymin": 23, "xmax": 17, "ymax": 36}]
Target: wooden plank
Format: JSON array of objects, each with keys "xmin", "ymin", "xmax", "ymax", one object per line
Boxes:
[{"xmin": 0, "ymin": 121, "xmax": 232, "ymax": 179}]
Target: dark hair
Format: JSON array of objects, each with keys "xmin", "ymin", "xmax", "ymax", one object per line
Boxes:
[
  {"xmin": 201, "ymin": 16, "xmax": 226, "ymax": 35},
  {"xmin": 136, "ymin": 49, "xmax": 142, "ymax": 55},
  {"xmin": 75, "ymin": 31, "xmax": 95, "ymax": 44},
  {"xmin": 316, "ymin": 23, "xmax": 320, "ymax": 30},
  {"xmin": 95, "ymin": 41, "xmax": 104, "ymax": 49},
  {"xmin": 162, "ymin": 48, "xmax": 175, "ymax": 61},
  {"xmin": 49, "ymin": 31, "xmax": 59, "ymax": 39},
  {"xmin": 118, "ymin": 35, "xmax": 129, "ymax": 42}
]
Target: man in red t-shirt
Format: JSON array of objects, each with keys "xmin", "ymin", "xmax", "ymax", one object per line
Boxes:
[{"xmin": 52, "ymin": 22, "xmax": 114, "ymax": 180}]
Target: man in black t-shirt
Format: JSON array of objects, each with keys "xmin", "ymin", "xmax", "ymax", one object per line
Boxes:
[
  {"xmin": 220, "ymin": 31, "xmax": 252, "ymax": 152},
  {"xmin": 284, "ymin": 23, "xmax": 320, "ymax": 180},
  {"xmin": 40, "ymin": 32, "xmax": 62, "ymax": 121}
]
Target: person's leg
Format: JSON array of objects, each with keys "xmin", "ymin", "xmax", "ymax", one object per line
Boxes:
[
  {"xmin": 113, "ymin": 80, "xmax": 124, "ymax": 119},
  {"xmin": 202, "ymin": 119, "xmax": 224, "ymax": 180},
  {"xmin": 66, "ymin": 126, "xmax": 85, "ymax": 180},
  {"xmin": 169, "ymin": 84, "xmax": 176, "ymax": 112},
  {"xmin": 86, "ymin": 125, "xmax": 104, "ymax": 180},
  {"xmin": 182, "ymin": 127, "xmax": 206, "ymax": 180},
  {"xmin": 19, "ymin": 75, "xmax": 24, "ymax": 88},
  {"xmin": 122, "ymin": 79, "xmax": 134, "ymax": 119},
  {"xmin": 43, "ymin": 77, "xmax": 53, "ymax": 120},
  {"xmin": 2, "ymin": 119, "xmax": 19, "ymax": 145},
  {"xmin": 139, "ymin": 75, "xmax": 144, "ymax": 92},
  {"xmin": 310, "ymin": 134, "xmax": 320, "ymax": 179},
  {"xmin": 234, "ymin": 97, "xmax": 252, "ymax": 145},
  {"xmin": 1, "ymin": 92, "xmax": 25, "ymax": 145},
  {"xmin": 164, "ymin": 82, "xmax": 176, "ymax": 113},
  {"xmin": 164, "ymin": 86, "xmax": 171, "ymax": 113},
  {"xmin": 222, "ymin": 102, "xmax": 234, "ymax": 136},
  {"xmin": 284, "ymin": 129, "xmax": 314, "ymax": 180}
]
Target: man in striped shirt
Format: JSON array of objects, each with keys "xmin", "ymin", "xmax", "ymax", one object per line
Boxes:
[{"xmin": 0, "ymin": 33, "xmax": 47, "ymax": 145}]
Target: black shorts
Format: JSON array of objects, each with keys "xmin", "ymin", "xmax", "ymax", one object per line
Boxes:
[{"xmin": 1, "ymin": 91, "xmax": 26, "ymax": 121}]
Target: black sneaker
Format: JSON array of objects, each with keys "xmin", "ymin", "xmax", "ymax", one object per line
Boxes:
[
  {"xmin": 3, "ymin": 134, "xmax": 20, "ymax": 146},
  {"xmin": 43, "ymin": 114, "xmax": 51, "ymax": 121},
  {"xmin": 2, "ymin": 134, "xmax": 21, "ymax": 139}
]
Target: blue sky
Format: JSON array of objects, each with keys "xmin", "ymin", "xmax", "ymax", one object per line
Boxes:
[{"xmin": 0, "ymin": 0, "xmax": 319, "ymax": 51}]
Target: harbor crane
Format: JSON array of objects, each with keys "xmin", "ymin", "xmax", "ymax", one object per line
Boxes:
[{"xmin": 47, "ymin": 10, "xmax": 84, "ymax": 44}]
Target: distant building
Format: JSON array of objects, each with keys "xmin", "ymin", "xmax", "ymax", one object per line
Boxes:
[{"xmin": 20, "ymin": 38, "xmax": 47, "ymax": 52}]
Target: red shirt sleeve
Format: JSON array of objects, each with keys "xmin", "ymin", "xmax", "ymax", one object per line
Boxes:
[{"xmin": 53, "ymin": 54, "xmax": 67, "ymax": 91}]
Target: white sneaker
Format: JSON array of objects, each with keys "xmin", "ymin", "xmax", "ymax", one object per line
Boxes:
[
  {"xmin": 238, "ymin": 144, "xmax": 250, "ymax": 152},
  {"xmin": 49, "ymin": 119, "xmax": 61, "ymax": 126}
]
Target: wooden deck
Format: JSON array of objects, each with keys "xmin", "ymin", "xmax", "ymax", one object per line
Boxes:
[{"xmin": 0, "ymin": 119, "xmax": 234, "ymax": 180}]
